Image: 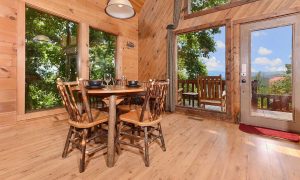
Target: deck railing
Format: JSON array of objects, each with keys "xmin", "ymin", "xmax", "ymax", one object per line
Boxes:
[
  {"xmin": 177, "ymin": 79, "xmax": 198, "ymax": 93},
  {"xmin": 177, "ymin": 79, "xmax": 226, "ymax": 94},
  {"xmin": 178, "ymin": 79, "xmax": 292, "ymax": 112},
  {"xmin": 252, "ymin": 94, "xmax": 292, "ymax": 112}
]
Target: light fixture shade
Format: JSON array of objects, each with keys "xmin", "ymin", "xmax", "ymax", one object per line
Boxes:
[
  {"xmin": 33, "ymin": 35, "xmax": 51, "ymax": 43},
  {"xmin": 105, "ymin": 0, "xmax": 135, "ymax": 19}
]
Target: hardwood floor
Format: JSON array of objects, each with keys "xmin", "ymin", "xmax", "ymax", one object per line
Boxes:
[{"xmin": 1, "ymin": 113, "xmax": 300, "ymax": 179}]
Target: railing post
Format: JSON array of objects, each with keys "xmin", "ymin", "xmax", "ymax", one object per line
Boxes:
[{"xmin": 251, "ymin": 80, "xmax": 258, "ymax": 111}]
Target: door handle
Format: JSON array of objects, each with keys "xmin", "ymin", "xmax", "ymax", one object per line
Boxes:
[{"xmin": 241, "ymin": 79, "xmax": 246, "ymax": 83}]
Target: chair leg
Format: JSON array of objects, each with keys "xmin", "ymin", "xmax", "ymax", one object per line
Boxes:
[
  {"xmin": 62, "ymin": 126, "xmax": 73, "ymax": 158},
  {"xmin": 116, "ymin": 121, "xmax": 123, "ymax": 154},
  {"xmin": 158, "ymin": 123, "xmax": 166, "ymax": 151},
  {"xmin": 144, "ymin": 127, "xmax": 150, "ymax": 167},
  {"xmin": 130, "ymin": 124, "xmax": 135, "ymax": 144},
  {"xmin": 79, "ymin": 129, "xmax": 87, "ymax": 173}
]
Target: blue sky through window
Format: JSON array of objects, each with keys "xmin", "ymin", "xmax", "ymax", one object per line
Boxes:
[
  {"xmin": 251, "ymin": 26, "xmax": 292, "ymax": 75},
  {"xmin": 203, "ymin": 26, "xmax": 226, "ymax": 78}
]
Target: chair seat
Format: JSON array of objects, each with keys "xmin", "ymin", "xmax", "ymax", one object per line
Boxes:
[
  {"xmin": 199, "ymin": 99, "xmax": 223, "ymax": 105},
  {"xmin": 68, "ymin": 109, "xmax": 108, "ymax": 128},
  {"xmin": 119, "ymin": 109, "xmax": 162, "ymax": 127},
  {"xmin": 117, "ymin": 104, "xmax": 141, "ymax": 113}
]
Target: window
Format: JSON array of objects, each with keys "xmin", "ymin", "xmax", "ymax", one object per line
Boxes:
[
  {"xmin": 177, "ymin": 26, "xmax": 226, "ymax": 112},
  {"xmin": 25, "ymin": 7, "xmax": 78, "ymax": 112},
  {"xmin": 89, "ymin": 27, "xmax": 117, "ymax": 80},
  {"xmin": 250, "ymin": 26, "xmax": 293, "ymax": 120},
  {"xmin": 190, "ymin": 0, "xmax": 230, "ymax": 13},
  {"xmin": 187, "ymin": 0, "xmax": 257, "ymax": 16}
]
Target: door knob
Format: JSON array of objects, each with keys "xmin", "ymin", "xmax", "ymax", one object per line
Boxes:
[{"xmin": 241, "ymin": 79, "xmax": 246, "ymax": 83}]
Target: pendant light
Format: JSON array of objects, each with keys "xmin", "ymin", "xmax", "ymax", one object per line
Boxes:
[
  {"xmin": 105, "ymin": 0, "xmax": 135, "ymax": 19},
  {"xmin": 33, "ymin": 35, "xmax": 51, "ymax": 43}
]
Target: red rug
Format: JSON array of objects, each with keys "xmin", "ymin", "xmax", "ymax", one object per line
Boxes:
[{"xmin": 239, "ymin": 124, "xmax": 300, "ymax": 142}]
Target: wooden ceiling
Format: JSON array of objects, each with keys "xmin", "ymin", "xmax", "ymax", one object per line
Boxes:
[{"xmin": 129, "ymin": 0, "xmax": 145, "ymax": 13}]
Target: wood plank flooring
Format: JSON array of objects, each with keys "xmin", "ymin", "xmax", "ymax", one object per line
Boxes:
[{"xmin": 1, "ymin": 113, "xmax": 300, "ymax": 179}]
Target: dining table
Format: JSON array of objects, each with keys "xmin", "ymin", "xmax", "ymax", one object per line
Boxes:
[{"xmin": 87, "ymin": 85, "xmax": 146, "ymax": 167}]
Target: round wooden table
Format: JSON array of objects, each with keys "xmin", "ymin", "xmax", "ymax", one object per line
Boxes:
[{"xmin": 87, "ymin": 85, "xmax": 145, "ymax": 167}]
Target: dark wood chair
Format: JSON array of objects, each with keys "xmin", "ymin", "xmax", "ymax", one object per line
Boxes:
[
  {"xmin": 117, "ymin": 80, "xmax": 152, "ymax": 114},
  {"xmin": 57, "ymin": 78, "xmax": 108, "ymax": 173},
  {"xmin": 197, "ymin": 75, "xmax": 226, "ymax": 111},
  {"xmin": 116, "ymin": 81, "xmax": 169, "ymax": 167}
]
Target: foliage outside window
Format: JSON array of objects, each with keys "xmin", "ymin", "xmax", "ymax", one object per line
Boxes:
[
  {"xmin": 89, "ymin": 27, "xmax": 116, "ymax": 80},
  {"xmin": 191, "ymin": 0, "xmax": 230, "ymax": 13},
  {"xmin": 177, "ymin": 26, "xmax": 226, "ymax": 80},
  {"xmin": 26, "ymin": 7, "xmax": 78, "ymax": 112}
]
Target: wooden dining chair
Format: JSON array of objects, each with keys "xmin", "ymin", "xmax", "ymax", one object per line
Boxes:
[
  {"xmin": 57, "ymin": 78, "xmax": 108, "ymax": 173},
  {"xmin": 116, "ymin": 81, "xmax": 169, "ymax": 167},
  {"xmin": 117, "ymin": 79, "xmax": 154, "ymax": 114}
]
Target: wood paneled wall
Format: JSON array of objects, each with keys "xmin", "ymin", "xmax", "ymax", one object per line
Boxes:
[
  {"xmin": 0, "ymin": 0, "xmax": 139, "ymax": 125},
  {"xmin": 138, "ymin": 0, "xmax": 300, "ymax": 121},
  {"xmin": 138, "ymin": 0, "xmax": 174, "ymax": 81},
  {"xmin": 0, "ymin": 0, "xmax": 18, "ymax": 126}
]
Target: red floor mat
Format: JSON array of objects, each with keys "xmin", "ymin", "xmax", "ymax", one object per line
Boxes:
[{"xmin": 239, "ymin": 124, "xmax": 300, "ymax": 142}]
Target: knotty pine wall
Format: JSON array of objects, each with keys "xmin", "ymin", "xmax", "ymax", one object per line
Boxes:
[
  {"xmin": 0, "ymin": 0, "xmax": 139, "ymax": 126},
  {"xmin": 138, "ymin": 0, "xmax": 300, "ymax": 121}
]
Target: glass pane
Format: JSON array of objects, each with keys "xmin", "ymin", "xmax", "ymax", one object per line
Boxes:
[
  {"xmin": 251, "ymin": 26, "xmax": 293, "ymax": 121},
  {"xmin": 25, "ymin": 7, "xmax": 78, "ymax": 112},
  {"xmin": 89, "ymin": 27, "xmax": 116, "ymax": 80},
  {"xmin": 191, "ymin": 0, "xmax": 230, "ymax": 13},
  {"xmin": 177, "ymin": 26, "xmax": 226, "ymax": 112}
]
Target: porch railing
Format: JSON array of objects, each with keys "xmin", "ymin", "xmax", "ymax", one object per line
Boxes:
[
  {"xmin": 177, "ymin": 79, "xmax": 198, "ymax": 93},
  {"xmin": 178, "ymin": 79, "xmax": 292, "ymax": 113},
  {"xmin": 252, "ymin": 94, "xmax": 292, "ymax": 112}
]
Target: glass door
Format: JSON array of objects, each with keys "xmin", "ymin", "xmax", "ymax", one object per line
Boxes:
[{"xmin": 240, "ymin": 15, "xmax": 300, "ymax": 132}]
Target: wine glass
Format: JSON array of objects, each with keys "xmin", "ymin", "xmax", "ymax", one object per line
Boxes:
[{"xmin": 104, "ymin": 73, "xmax": 111, "ymax": 88}]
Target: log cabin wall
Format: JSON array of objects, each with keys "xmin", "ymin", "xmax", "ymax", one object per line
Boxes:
[
  {"xmin": 0, "ymin": 0, "xmax": 139, "ymax": 126},
  {"xmin": 0, "ymin": 0, "xmax": 18, "ymax": 126},
  {"xmin": 138, "ymin": 0, "xmax": 300, "ymax": 121},
  {"xmin": 138, "ymin": 0, "xmax": 174, "ymax": 81}
]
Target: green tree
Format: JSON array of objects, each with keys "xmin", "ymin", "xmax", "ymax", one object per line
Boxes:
[
  {"xmin": 26, "ymin": 7, "xmax": 78, "ymax": 112},
  {"xmin": 191, "ymin": 0, "xmax": 229, "ymax": 12},
  {"xmin": 270, "ymin": 64, "xmax": 292, "ymax": 95},
  {"xmin": 177, "ymin": 28, "xmax": 221, "ymax": 80},
  {"xmin": 89, "ymin": 28, "xmax": 116, "ymax": 80},
  {"xmin": 254, "ymin": 71, "xmax": 268, "ymax": 94}
]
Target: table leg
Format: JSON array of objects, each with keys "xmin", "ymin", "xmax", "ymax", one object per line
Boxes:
[
  {"xmin": 107, "ymin": 95, "xmax": 116, "ymax": 167},
  {"xmin": 192, "ymin": 96, "xmax": 195, "ymax": 107}
]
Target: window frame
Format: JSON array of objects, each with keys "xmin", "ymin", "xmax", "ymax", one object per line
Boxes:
[
  {"xmin": 24, "ymin": 6, "xmax": 80, "ymax": 113},
  {"xmin": 174, "ymin": 20, "xmax": 232, "ymax": 117},
  {"xmin": 184, "ymin": 0, "xmax": 260, "ymax": 19},
  {"xmin": 17, "ymin": 3, "xmax": 121, "ymax": 120}
]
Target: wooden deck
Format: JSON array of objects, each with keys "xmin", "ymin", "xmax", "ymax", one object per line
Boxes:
[{"xmin": 1, "ymin": 113, "xmax": 300, "ymax": 179}]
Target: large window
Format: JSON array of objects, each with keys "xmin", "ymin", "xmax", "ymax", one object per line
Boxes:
[
  {"xmin": 89, "ymin": 27, "xmax": 116, "ymax": 80},
  {"xmin": 177, "ymin": 26, "xmax": 226, "ymax": 112},
  {"xmin": 25, "ymin": 7, "xmax": 78, "ymax": 112}
]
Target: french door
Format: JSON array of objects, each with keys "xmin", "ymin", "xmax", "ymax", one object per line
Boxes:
[{"xmin": 240, "ymin": 15, "xmax": 300, "ymax": 132}]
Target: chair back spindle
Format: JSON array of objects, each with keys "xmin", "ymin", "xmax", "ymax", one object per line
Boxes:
[
  {"xmin": 57, "ymin": 78, "xmax": 81, "ymax": 122},
  {"xmin": 139, "ymin": 81, "xmax": 169, "ymax": 122},
  {"xmin": 78, "ymin": 79, "xmax": 94, "ymax": 122},
  {"xmin": 57, "ymin": 78, "xmax": 94, "ymax": 123}
]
